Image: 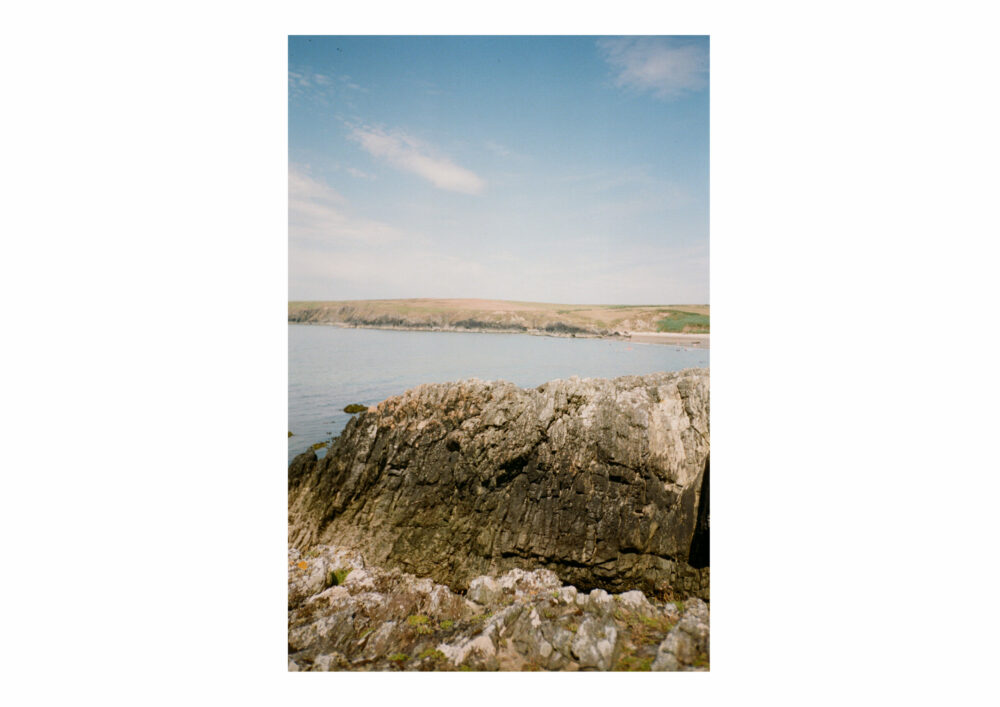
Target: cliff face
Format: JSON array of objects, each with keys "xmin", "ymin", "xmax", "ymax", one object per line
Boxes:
[{"xmin": 288, "ymin": 369, "xmax": 710, "ymax": 599}]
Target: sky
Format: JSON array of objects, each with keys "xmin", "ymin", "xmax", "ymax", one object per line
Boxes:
[{"xmin": 289, "ymin": 36, "xmax": 709, "ymax": 304}]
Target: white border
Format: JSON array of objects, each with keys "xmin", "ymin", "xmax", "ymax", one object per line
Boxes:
[{"xmin": 4, "ymin": 1, "xmax": 998, "ymax": 704}]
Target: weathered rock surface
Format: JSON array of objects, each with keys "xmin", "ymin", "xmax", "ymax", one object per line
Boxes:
[
  {"xmin": 288, "ymin": 545, "xmax": 708, "ymax": 672},
  {"xmin": 289, "ymin": 370, "xmax": 709, "ymax": 598}
]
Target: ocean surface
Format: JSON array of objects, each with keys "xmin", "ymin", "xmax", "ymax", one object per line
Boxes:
[{"xmin": 288, "ymin": 325, "xmax": 710, "ymax": 463}]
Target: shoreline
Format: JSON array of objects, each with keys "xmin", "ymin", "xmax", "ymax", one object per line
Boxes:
[{"xmin": 288, "ymin": 321, "xmax": 710, "ymax": 350}]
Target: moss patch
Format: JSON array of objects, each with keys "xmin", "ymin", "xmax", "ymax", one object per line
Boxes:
[
  {"xmin": 407, "ymin": 614, "xmax": 432, "ymax": 634},
  {"xmin": 615, "ymin": 654, "xmax": 654, "ymax": 671},
  {"xmin": 325, "ymin": 567, "xmax": 352, "ymax": 588}
]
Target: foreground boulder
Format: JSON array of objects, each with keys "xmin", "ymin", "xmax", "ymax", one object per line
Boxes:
[
  {"xmin": 288, "ymin": 545, "xmax": 708, "ymax": 672},
  {"xmin": 289, "ymin": 370, "xmax": 709, "ymax": 598}
]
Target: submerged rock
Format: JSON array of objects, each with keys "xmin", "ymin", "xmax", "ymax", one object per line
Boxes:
[{"xmin": 289, "ymin": 370, "xmax": 709, "ymax": 598}]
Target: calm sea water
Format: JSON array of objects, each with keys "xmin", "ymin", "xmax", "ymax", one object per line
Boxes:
[{"xmin": 288, "ymin": 325, "xmax": 709, "ymax": 463}]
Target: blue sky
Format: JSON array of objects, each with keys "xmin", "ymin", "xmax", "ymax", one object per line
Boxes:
[{"xmin": 289, "ymin": 36, "xmax": 708, "ymax": 304}]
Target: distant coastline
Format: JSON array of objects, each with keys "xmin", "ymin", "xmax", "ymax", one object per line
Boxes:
[
  {"xmin": 290, "ymin": 320, "xmax": 709, "ymax": 349},
  {"xmin": 288, "ymin": 298, "xmax": 710, "ymax": 349}
]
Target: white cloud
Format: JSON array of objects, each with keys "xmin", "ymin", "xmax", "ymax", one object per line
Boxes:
[
  {"xmin": 597, "ymin": 37, "xmax": 708, "ymax": 100},
  {"xmin": 288, "ymin": 165, "xmax": 399, "ymax": 244},
  {"xmin": 344, "ymin": 166, "xmax": 375, "ymax": 180},
  {"xmin": 350, "ymin": 126, "xmax": 485, "ymax": 195}
]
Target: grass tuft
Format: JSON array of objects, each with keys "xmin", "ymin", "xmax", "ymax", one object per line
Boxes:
[{"xmin": 655, "ymin": 310, "xmax": 710, "ymax": 333}]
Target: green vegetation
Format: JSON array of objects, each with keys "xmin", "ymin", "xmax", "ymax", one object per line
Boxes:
[
  {"xmin": 439, "ymin": 619, "xmax": 454, "ymax": 630},
  {"xmin": 418, "ymin": 648, "xmax": 446, "ymax": 661},
  {"xmin": 310, "ymin": 441, "xmax": 328, "ymax": 451},
  {"xmin": 615, "ymin": 654, "xmax": 654, "ymax": 671},
  {"xmin": 325, "ymin": 568, "xmax": 351, "ymax": 587},
  {"xmin": 406, "ymin": 614, "xmax": 432, "ymax": 634},
  {"xmin": 614, "ymin": 609, "xmax": 675, "ymax": 645},
  {"xmin": 673, "ymin": 600, "xmax": 686, "ymax": 613},
  {"xmin": 388, "ymin": 653, "xmax": 409, "ymax": 663},
  {"xmin": 343, "ymin": 404, "xmax": 367, "ymax": 414},
  {"xmin": 288, "ymin": 430, "xmax": 293, "ymax": 437},
  {"xmin": 692, "ymin": 652, "xmax": 710, "ymax": 669},
  {"xmin": 639, "ymin": 614, "xmax": 674, "ymax": 632},
  {"xmin": 656, "ymin": 309, "xmax": 711, "ymax": 333}
]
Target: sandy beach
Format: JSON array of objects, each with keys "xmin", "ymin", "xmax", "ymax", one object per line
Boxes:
[{"xmin": 627, "ymin": 331, "xmax": 710, "ymax": 349}]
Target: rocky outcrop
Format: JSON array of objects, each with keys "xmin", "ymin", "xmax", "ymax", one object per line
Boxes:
[
  {"xmin": 288, "ymin": 545, "xmax": 708, "ymax": 671},
  {"xmin": 289, "ymin": 369, "xmax": 709, "ymax": 599}
]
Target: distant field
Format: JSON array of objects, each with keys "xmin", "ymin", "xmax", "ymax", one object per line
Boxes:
[{"xmin": 288, "ymin": 299, "xmax": 709, "ymax": 335}]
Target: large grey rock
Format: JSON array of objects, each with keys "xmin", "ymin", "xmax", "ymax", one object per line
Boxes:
[
  {"xmin": 571, "ymin": 616, "xmax": 619, "ymax": 670},
  {"xmin": 289, "ymin": 370, "xmax": 710, "ymax": 598},
  {"xmin": 651, "ymin": 598, "xmax": 711, "ymax": 671}
]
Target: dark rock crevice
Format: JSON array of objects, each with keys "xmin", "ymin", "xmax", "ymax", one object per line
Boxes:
[{"xmin": 688, "ymin": 457, "xmax": 710, "ymax": 570}]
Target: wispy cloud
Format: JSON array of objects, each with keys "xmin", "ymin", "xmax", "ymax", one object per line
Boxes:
[
  {"xmin": 338, "ymin": 75, "xmax": 367, "ymax": 92},
  {"xmin": 597, "ymin": 37, "xmax": 708, "ymax": 100},
  {"xmin": 349, "ymin": 126, "xmax": 486, "ymax": 195},
  {"xmin": 289, "ymin": 69, "xmax": 365, "ymax": 104},
  {"xmin": 289, "ymin": 165, "xmax": 399, "ymax": 244},
  {"xmin": 484, "ymin": 141, "xmax": 511, "ymax": 157},
  {"xmin": 344, "ymin": 166, "xmax": 376, "ymax": 180}
]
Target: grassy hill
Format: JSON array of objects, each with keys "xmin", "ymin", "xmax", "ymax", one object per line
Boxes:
[{"xmin": 288, "ymin": 299, "xmax": 709, "ymax": 335}]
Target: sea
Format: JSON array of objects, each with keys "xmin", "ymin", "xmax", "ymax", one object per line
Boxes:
[{"xmin": 288, "ymin": 324, "xmax": 710, "ymax": 463}]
